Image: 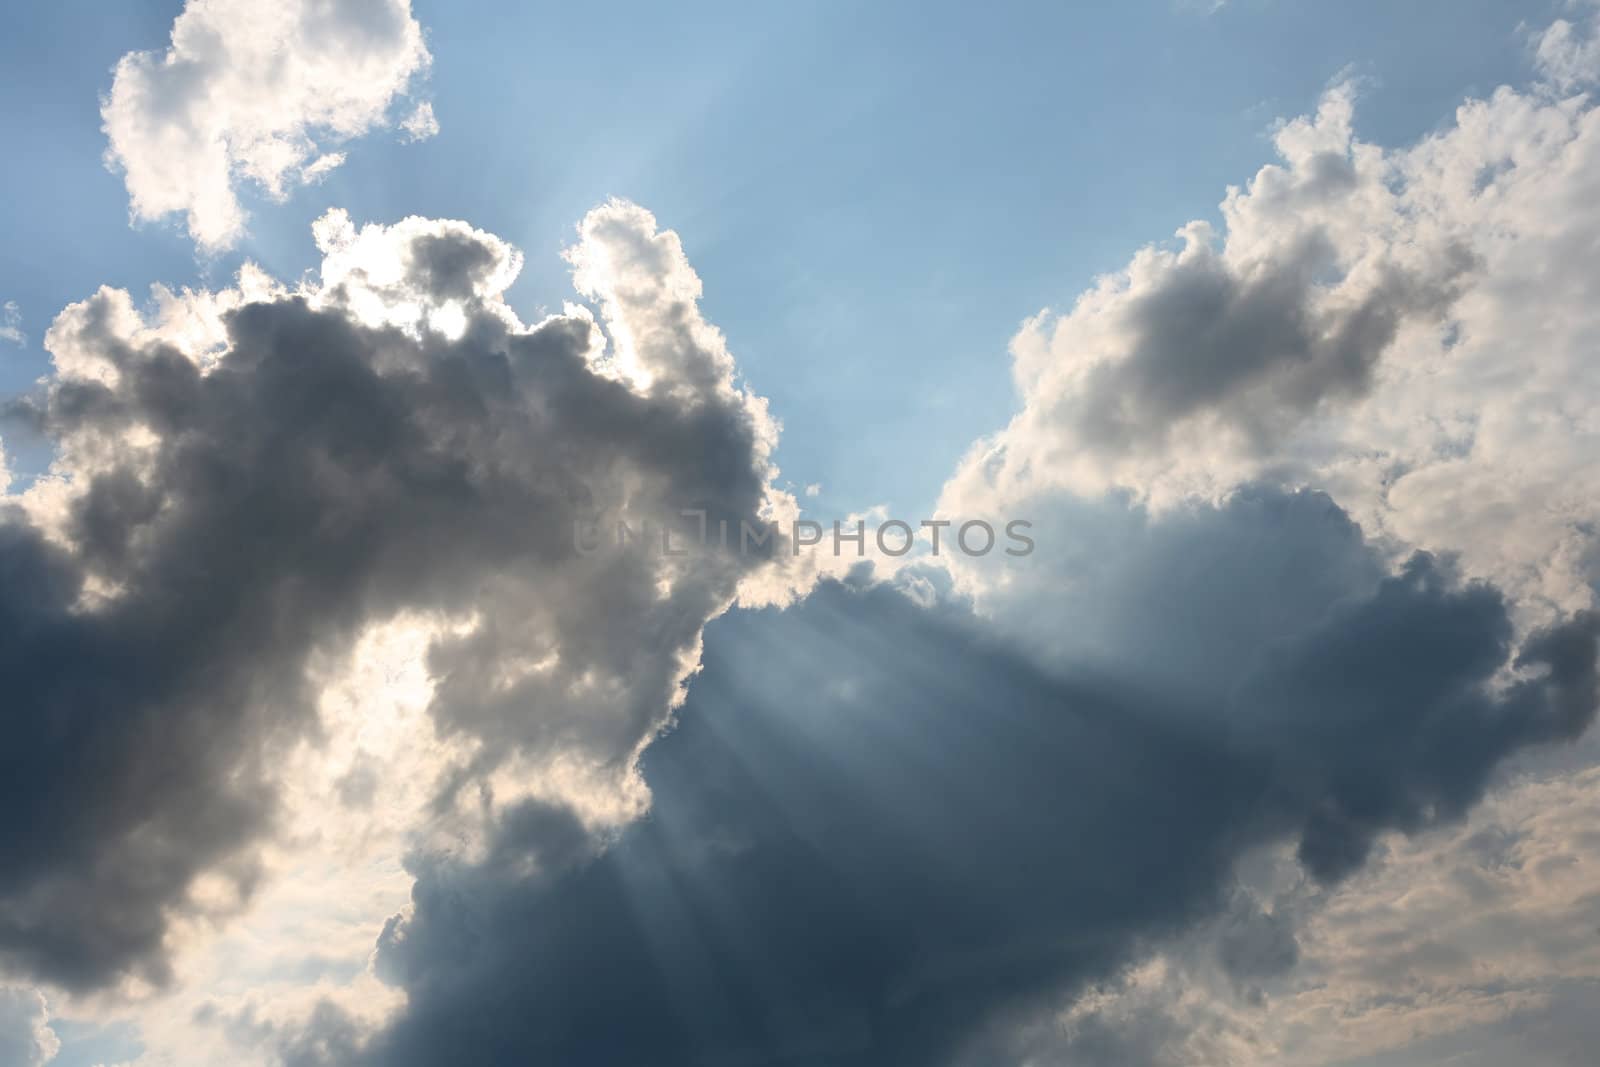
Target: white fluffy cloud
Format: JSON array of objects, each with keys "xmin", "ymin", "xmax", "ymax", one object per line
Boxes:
[
  {"xmin": 945, "ymin": 8, "xmax": 1600, "ymax": 621},
  {"xmin": 102, "ymin": 0, "xmax": 435, "ymax": 251}
]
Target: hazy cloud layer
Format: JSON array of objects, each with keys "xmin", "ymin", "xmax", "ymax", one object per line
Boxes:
[
  {"xmin": 999, "ymin": 750, "xmax": 1600, "ymax": 1067},
  {"xmin": 103, "ymin": 0, "xmax": 435, "ymax": 250}
]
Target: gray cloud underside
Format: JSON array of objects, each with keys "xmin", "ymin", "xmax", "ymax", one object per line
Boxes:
[
  {"xmin": 335, "ymin": 490, "xmax": 1598, "ymax": 1067},
  {"xmin": 1068, "ymin": 227, "xmax": 1471, "ymax": 458}
]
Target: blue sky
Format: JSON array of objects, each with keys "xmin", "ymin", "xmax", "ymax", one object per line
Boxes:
[{"xmin": 0, "ymin": 0, "xmax": 1546, "ymax": 515}]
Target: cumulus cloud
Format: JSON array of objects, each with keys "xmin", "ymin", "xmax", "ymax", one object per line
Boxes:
[
  {"xmin": 273, "ymin": 483, "xmax": 1591, "ymax": 1067},
  {"xmin": 944, "ymin": 84, "xmax": 1466, "ymax": 503},
  {"xmin": 333, "ymin": 491, "xmax": 1597, "ymax": 1066},
  {"xmin": 0, "ymin": 199, "xmax": 788, "ymax": 993},
  {"xmin": 895, "ymin": 34, "xmax": 1600, "ymax": 1059},
  {"xmin": 102, "ymin": 0, "xmax": 435, "ymax": 251},
  {"xmin": 945, "ymin": 53, "xmax": 1600, "ymax": 619}
]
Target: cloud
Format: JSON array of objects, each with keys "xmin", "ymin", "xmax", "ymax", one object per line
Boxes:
[
  {"xmin": 1014, "ymin": 757, "xmax": 1600, "ymax": 1067},
  {"xmin": 1252, "ymin": 762, "xmax": 1600, "ymax": 1065},
  {"xmin": 10, "ymin": 7, "xmax": 1600, "ymax": 1064},
  {"xmin": 944, "ymin": 57, "xmax": 1600, "ymax": 618},
  {"xmin": 1534, "ymin": 2, "xmax": 1600, "ymax": 93},
  {"xmin": 334, "ymin": 490, "xmax": 1598, "ymax": 1067},
  {"xmin": 102, "ymin": 0, "xmax": 435, "ymax": 251},
  {"xmin": 910, "ymin": 38, "xmax": 1600, "ymax": 1055},
  {"xmin": 0, "ymin": 987, "xmax": 60, "ymax": 1067},
  {"xmin": 308, "ymin": 28, "xmax": 1600, "ymax": 1059},
  {"xmin": 943, "ymin": 84, "xmax": 1468, "ymax": 504},
  {"xmin": 974, "ymin": 889, "xmax": 1303, "ymax": 1067},
  {"xmin": 0, "ymin": 200, "xmax": 789, "ymax": 992},
  {"xmin": 0, "ymin": 302, "xmax": 23, "ymax": 347},
  {"xmin": 399, "ymin": 102, "xmax": 438, "ymax": 143}
]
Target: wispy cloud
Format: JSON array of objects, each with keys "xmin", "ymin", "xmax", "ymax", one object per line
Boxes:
[{"xmin": 0, "ymin": 301, "xmax": 23, "ymax": 346}]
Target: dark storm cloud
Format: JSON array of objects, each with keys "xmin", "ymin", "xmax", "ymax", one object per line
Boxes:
[
  {"xmin": 350, "ymin": 490, "xmax": 1599, "ymax": 1067},
  {"xmin": 0, "ymin": 211, "xmax": 778, "ymax": 990}
]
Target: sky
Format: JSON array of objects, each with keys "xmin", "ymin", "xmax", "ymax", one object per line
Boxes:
[
  {"xmin": 0, "ymin": 0, "xmax": 1549, "ymax": 514},
  {"xmin": 2, "ymin": 2, "xmax": 1600, "ymax": 1066}
]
